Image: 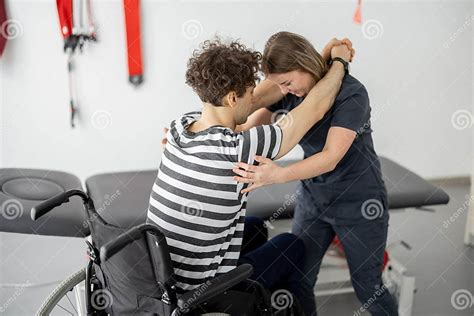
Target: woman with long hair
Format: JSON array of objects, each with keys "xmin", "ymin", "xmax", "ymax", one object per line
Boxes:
[{"xmin": 233, "ymin": 32, "xmax": 399, "ymax": 316}]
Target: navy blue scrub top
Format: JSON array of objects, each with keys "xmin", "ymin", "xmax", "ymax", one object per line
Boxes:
[{"xmin": 267, "ymin": 74, "xmax": 388, "ymax": 224}]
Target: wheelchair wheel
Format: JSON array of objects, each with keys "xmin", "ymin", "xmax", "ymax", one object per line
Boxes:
[{"xmin": 36, "ymin": 267, "xmax": 88, "ymax": 316}]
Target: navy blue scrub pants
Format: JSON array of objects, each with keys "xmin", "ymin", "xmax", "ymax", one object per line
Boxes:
[
  {"xmin": 238, "ymin": 216, "xmax": 306, "ymax": 300},
  {"xmin": 291, "ymin": 204, "xmax": 399, "ymax": 316}
]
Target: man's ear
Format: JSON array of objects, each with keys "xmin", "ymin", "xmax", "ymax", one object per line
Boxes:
[{"xmin": 224, "ymin": 91, "xmax": 237, "ymax": 108}]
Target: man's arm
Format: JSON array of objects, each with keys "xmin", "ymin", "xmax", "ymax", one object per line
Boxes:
[
  {"xmin": 231, "ymin": 80, "xmax": 281, "ymax": 133},
  {"xmin": 249, "ymin": 38, "xmax": 354, "ymax": 113},
  {"xmin": 234, "ymin": 108, "xmax": 273, "ymax": 132},
  {"xmin": 235, "ymin": 38, "xmax": 355, "ymax": 133},
  {"xmin": 251, "ymin": 79, "xmax": 284, "ymax": 113},
  {"xmin": 234, "ymin": 79, "xmax": 282, "ymax": 132}
]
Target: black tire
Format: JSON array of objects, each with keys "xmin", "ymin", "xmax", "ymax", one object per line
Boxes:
[
  {"xmin": 36, "ymin": 268, "xmax": 86, "ymax": 316},
  {"xmin": 36, "ymin": 268, "xmax": 244, "ymax": 316}
]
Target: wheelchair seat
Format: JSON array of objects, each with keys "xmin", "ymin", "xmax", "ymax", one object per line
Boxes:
[{"xmin": 90, "ymin": 213, "xmax": 281, "ymax": 315}]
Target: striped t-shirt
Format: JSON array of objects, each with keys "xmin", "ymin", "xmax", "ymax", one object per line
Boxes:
[{"xmin": 146, "ymin": 111, "xmax": 283, "ymax": 290}]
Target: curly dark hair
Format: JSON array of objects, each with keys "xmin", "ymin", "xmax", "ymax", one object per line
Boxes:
[{"xmin": 185, "ymin": 38, "xmax": 262, "ymax": 106}]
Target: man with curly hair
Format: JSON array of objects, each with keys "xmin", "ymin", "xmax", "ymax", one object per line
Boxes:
[{"xmin": 146, "ymin": 37, "xmax": 351, "ymax": 305}]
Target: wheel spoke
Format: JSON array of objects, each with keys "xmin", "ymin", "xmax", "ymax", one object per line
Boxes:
[
  {"xmin": 56, "ymin": 303, "xmax": 75, "ymax": 315},
  {"xmin": 65, "ymin": 291, "xmax": 79, "ymax": 314}
]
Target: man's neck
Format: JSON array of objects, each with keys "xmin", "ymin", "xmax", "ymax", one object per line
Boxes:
[{"xmin": 188, "ymin": 103, "xmax": 236, "ymax": 132}]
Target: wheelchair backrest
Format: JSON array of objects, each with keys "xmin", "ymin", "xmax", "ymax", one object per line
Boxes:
[{"xmin": 87, "ymin": 208, "xmax": 177, "ymax": 314}]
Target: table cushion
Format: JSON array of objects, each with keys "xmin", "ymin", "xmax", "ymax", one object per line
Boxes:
[
  {"xmin": 86, "ymin": 170, "xmax": 158, "ymax": 229},
  {"xmin": 85, "ymin": 157, "xmax": 450, "ymax": 224},
  {"xmin": 0, "ymin": 168, "xmax": 88, "ymax": 237}
]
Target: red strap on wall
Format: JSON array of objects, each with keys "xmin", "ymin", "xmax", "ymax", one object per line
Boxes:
[
  {"xmin": 353, "ymin": 0, "xmax": 362, "ymax": 24},
  {"xmin": 123, "ymin": 0, "xmax": 143, "ymax": 86},
  {"xmin": 56, "ymin": 0, "xmax": 73, "ymax": 40},
  {"xmin": 0, "ymin": 0, "xmax": 8, "ymax": 56}
]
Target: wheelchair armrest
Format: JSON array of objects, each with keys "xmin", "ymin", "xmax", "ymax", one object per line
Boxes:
[
  {"xmin": 100, "ymin": 223, "xmax": 168, "ymax": 261},
  {"xmin": 177, "ymin": 263, "xmax": 253, "ymax": 312}
]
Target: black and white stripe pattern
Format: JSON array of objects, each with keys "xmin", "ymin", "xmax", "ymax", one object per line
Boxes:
[{"xmin": 147, "ymin": 111, "xmax": 282, "ymax": 290}]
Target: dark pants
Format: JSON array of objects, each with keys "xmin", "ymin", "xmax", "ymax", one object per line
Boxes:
[
  {"xmin": 292, "ymin": 205, "xmax": 399, "ymax": 316},
  {"xmin": 238, "ymin": 216, "xmax": 306, "ymax": 300}
]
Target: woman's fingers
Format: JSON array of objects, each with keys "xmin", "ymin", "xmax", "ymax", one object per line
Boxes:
[
  {"xmin": 322, "ymin": 38, "xmax": 342, "ymax": 61},
  {"xmin": 254, "ymin": 155, "xmax": 272, "ymax": 164},
  {"xmin": 342, "ymin": 39, "xmax": 355, "ymax": 62},
  {"xmin": 233, "ymin": 167, "xmax": 255, "ymax": 179},
  {"xmin": 241, "ymin": 187, "xmax": 251, "ymax": 193},
  {"xmin": 161, "ymin": 130, "xmax": 167, "ymax": 151},
  {"xmin": 233, "ymin": 176, "xmax": 253, "ymax": 183},
  {"xmin": 235, "ymin": 162, "xmax": 257, "ymax": 172},
  {"xmin": 161, "ymin": 127, "xmax": 169, "ymax": 151},
  {"xmin": 341, "ymin": 38, "xmax": 353, "ymax": 50},
  {"xmin": 241, "ymin": 185, "xmax": 254, "ymax": 193},
  {"xmin": 331, "ymin": 38, "xmax": 355, "ymax": 62},
  {"xmin": 241, "ymin": 183, "xmax": 261, "ymax": 194},
  {"xmin": 329, "ymin": 39, "xmax": 342, "ymax": 48}
]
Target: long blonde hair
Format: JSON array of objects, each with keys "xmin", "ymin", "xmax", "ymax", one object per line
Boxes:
[{"xmin": 262, "ymin": 31, "xmax": 328, "ymax": 82}]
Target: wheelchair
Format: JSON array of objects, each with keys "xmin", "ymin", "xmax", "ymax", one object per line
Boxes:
[{"xmin": 31, "ymin": 189, "xmax": 302, "ymax": 315}]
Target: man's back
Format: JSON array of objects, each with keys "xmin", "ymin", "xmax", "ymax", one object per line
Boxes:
[{"xmin": 147, "ymin": 111, "xmax": 282, "ymax": 290}]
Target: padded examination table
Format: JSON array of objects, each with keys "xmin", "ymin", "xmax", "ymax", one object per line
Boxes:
[
  {"xmin": 0, "ymin": 157, "xmax": 450, "ymax": 237},
  {"xmin": 0, "ymin": 168, "xmax": 88, "ymax": 237},
  {"xmin": 84, "ymin": 157, "xmax": 450, "ymax": 229}
]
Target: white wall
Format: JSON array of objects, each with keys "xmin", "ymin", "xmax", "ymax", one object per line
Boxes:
[
  {"xmin": 466, "ymin": 1, "xmax": 474, "ymax": 245},
  {"xmin": 0, "ymin": 0, "xmax": 472, "ymax": 180}
]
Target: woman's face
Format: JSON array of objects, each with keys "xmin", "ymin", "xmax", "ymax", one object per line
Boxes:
[{"xmin": 267, "ymin": 70, "xmax": 316, "ymax": 97}]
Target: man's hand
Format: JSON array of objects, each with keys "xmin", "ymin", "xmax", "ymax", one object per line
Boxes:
[
  {"xmin": 161, "ymin": 127, "xmax": 168, "ymax": 151},
  {"xmin": 321, "ymin": 38, "xmax": 355, "ymax": 62}
]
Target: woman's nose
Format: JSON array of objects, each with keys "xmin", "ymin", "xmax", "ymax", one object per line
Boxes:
[{"xmin": 279, "ymin": 85, "xmax": 289, "ymax": 95}]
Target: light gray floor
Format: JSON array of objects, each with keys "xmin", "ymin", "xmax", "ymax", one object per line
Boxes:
[{"xmin": 1, "ymin": 182, "xmax": 473, "ymax": 315}]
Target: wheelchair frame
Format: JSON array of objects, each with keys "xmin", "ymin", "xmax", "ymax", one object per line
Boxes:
[{"xmin": 31, "ymin": 189, "xmax": 285, "ymax": 316}]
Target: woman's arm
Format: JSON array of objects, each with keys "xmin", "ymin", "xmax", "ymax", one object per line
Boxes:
[
  {"xmin": 233, "ymin": 126, "xmax": 356, "ymax": 192},
  {"xmin": 281, "ymin": 126, "xmax": 356, "ymax": 181}
]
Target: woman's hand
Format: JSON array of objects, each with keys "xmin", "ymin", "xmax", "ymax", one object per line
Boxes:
[
  {"xmin": 161, "ymin": 127, "xmax": 168, "ymax": 151},
  {"xmin": 321, "ymin": 38, "xmax": 355, "ymax": 62},
  {"xmin": 331, "ymin": 44, "xmax": 352, "ymax": 63},
  {"xmin": 233, "ymin": 156, "xmax": 286, "ymax": 193}
]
